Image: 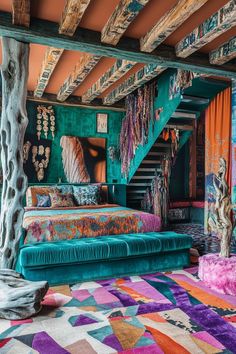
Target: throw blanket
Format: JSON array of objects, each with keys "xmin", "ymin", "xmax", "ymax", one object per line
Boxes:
[{"xmin": 23, "ymin": 206, "xmax": 161, "ymax": 244}]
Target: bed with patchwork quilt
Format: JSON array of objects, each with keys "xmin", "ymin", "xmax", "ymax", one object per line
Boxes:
[{"xmin": 16, "ymin": 185, "xmax": 192, "ymax": 285}]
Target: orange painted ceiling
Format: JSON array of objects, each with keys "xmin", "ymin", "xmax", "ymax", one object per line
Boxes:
[{"xmin": 0, "ymin": 0, "xmax": 234, "ymax": 99}]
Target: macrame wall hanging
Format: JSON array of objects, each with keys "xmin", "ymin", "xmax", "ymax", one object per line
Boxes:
[
  {"xmin": 32, "ymin": 145, "xmax": 51, "ymax": 182},
  {"xmin": 36, "ymin": 105, "xmax": 56, "ymax": 140},
  {"xmin": 120, "ymin": 81, "xmax": 157, "ymax": 177}
]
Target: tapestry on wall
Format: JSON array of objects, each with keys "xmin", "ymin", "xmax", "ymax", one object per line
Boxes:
[
  {"xmin": 60, "ymin": 136, "xmax": 106, "ymax": 183},
  {"xmin": 205, "ymin": 87, "xmax": 232, "ymax": 234},
  {"xmin": 23, "ymin": 134, "xmax": 52, "ymax": 183}
]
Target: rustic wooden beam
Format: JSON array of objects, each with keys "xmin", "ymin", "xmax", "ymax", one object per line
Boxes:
[
  {"xmin": 12, "ymin": 0, "xmax": 30, "ymax": 27},
  {"xmin": 82, "ymin": 59, "xmax": 135, "ymax": 103},
  {"xmin": 0, "ymin": 37, "xmax": 29, "ymax": 268},
  {"xmin": 103, "ymin": 64, "xmax": 164, "ymax": 105},
  {"xmin": 176, "ymin": 0, "xmax": 236, "ymax": 58},
  {"xmin": 59, "ymin": 0, "xmax": 91, "ymax": 36},
  {"xmin": 101, "ymin": 0, "xmax": 150, "ymax": 45},
  {"xmin": 34, "ymin": 1, "xmax": 90, "ymax": 98},
  {"xmin": 140, "ymin": 0, "xmax": 207, "ymax": 53},
  {"xmin": 57, "ymin": 53, "xmax": 101, "ymax": 101},
  {"xmin": 34, "ymin": 47, "xmax": 64, "ymax": 98},
  {"xmin": 1, "ymin": 12, "xmax": 236, "ymax": 78},
  {"xmin": 210, "ymin": 36, "xmax": 236, "ymax": 65}
]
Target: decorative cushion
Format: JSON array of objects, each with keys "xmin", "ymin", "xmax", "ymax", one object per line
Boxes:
[
  {"xmin": 49, "ymin": 192, "xmax": 75, "ymax": 208},
  {"xmin": 56, "ymin": 185, "xmax": 73, "ymax": 194},
  {"xmin": 73, "ymin": 185, "xmax": 100, "ymax": 206},
  {"xmin": 36, "ymin": 194, "xmax": 51, "ymax": 207},
  {"xmin": 26, "ymin": 186, "xmax": 57, "ymax": 207}
]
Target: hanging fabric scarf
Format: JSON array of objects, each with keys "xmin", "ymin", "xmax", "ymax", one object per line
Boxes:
[{"xmin": 120, "ymin": 81, "xmax": 157, "ymax": 177}]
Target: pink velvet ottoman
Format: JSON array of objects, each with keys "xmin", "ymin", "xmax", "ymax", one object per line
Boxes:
[{"xmin": 198, "ymin": 254, "xmax": 236, "ymax": 296}]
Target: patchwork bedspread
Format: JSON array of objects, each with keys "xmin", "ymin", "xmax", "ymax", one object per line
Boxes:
[{"xmin": 23, "ymin": 205, "xmax": 161, "ymax": 244}]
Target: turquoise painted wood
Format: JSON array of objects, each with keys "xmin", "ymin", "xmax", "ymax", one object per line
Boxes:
[
  {"xmin": 26, "ymin": 101, "xmax": 124, "ymax": 184},
  {"xmin": 125, "ymin": 69, "xmax": 181, "ymax": 183},
  {"xmin": 0, "ymin": 11, "xmax": 236, "ymax": 78}
]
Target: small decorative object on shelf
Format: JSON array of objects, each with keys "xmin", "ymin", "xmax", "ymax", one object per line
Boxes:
[
  {"xmin": 36, "ymin": 105, "xmax": 56, "ymax": 140},
  {"xmin": 32, "ymin": 145, "xmax": 51, "ymax": 181},
  {"xmin": 23, "ymin": 141, "xmax": 31, "ymax": 163},
  {"xmin": 96, "ymin": 113, "xmax": 108, "ymax": 133},
  {"xmin": 108, "ymin": 146, "xmax": 118, "ymax": 161}
]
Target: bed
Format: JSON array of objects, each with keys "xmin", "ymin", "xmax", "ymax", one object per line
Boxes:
[{"xmin": 16, "ymin": 185, "xmax": 192, "ymax": 285}]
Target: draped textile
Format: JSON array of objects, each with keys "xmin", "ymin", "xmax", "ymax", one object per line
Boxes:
[{"xmin": 205, "ymin": 87, "xmax": 232, "ymax": 233}]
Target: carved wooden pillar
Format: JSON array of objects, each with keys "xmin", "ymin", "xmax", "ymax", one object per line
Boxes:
[{"xmin": 0, "ymin": 37, "xmax": 29, "ymax": 269}]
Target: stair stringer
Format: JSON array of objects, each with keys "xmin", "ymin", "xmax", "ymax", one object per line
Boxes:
[{"xmin": 124, "ymin": 69, "xmax": 181, "ymax": 184}]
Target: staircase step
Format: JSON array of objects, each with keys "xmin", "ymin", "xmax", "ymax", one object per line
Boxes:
[
  {"xmin": 127, "ymin": 195, "xmax": 145, "ymax": 200},
  {"xmin": 127, "ymin": 189, "xmax": 146, "ymax": 194},
  {"xmin": 129, "ymin": 183, "xmax": 151, "ymax": 186},
  {"xmin": 132, "ymin": 176, "xmax": 155, "ymax": 180},
  {"xmin": 148, "ymin": 151, "xmax": 167, "ymax": 156},
  {"xmin": 137, "ymin": 168, "xmax": 161, "ymax": 172},
  {"xmin": 165, "ymin": 123, "xmax": 193, "ymax": 131},
  {"xmin": 153, "ymin": 143, "xmax": 171, "ymax": 148},
  {"xmin": 142, "ymin": 159, "xmax": 161, "ymax": 164}
]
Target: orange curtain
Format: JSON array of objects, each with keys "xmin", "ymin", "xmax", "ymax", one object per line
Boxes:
[
  {"xmin": 205, "ymin": 87, "xmax": 232, "ymax": 188},
  {"xmin": 205, "ymin": 87, "xmax": 232, "ymax": 232}
]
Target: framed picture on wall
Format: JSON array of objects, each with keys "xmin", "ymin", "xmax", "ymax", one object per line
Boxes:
[{"xmin": 96, "ymin": 113, "xmax": 108, "ymax": 133}]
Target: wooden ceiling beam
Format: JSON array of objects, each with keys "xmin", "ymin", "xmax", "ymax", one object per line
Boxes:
[
  {"xmin": 101, "ymin": 0, "xmax": 150, "ymax": 45},
  {"xmin": 34, "ymin": 47, "xmax": 64, "ymax": 98},
  {"xmin": 59, "ymin": 0, "xmax": 91, "ymax": 36},
  {"xmin": 12, "ymin": 0, "xmax": 30, "ymax": 27},
  {"xmin": 1, "ymin": 12, "xmax": 236, "ymax": 79},
  {"xmin": 34, "ymin": 0, "xmax": 90, "ymax": 98},
  {"xmin": 140, "ymin": 0, "xmax": 208, "ymax": 53},
  {"xmin": 210, "ymin": 36, "xmax": 236, "ymax": 65},
  {"xmin": 176, "ymin": 0, "xmax": 236, "ymax": 58},
  {"xmin": 103, "ymin": 64, "xmax": 164, "ymax": 105},
  {"xmin": 57, "ymin": 53, "xmax": 101, "ymax": 101},
  {"xmin": 82, "ymin": 59, "xmax": 135, "ymax": 103}
]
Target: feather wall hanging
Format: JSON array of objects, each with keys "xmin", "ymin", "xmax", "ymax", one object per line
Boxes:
[{"xmin": 60, "ymin": 136, "xmax": 90, "ymax": 183}]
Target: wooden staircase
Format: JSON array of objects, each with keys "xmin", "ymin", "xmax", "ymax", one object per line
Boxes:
[{"xmin": 126, "ymin": 112, "xmax": 195, "ymax": 209}]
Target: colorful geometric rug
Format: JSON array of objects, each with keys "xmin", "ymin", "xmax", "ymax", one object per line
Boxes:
[{"xmin": 0, "ymin": 268, "xmax": 236, "ymax": 353}]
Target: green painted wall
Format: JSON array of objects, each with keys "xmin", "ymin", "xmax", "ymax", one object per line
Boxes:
[
  {"xmin": 26, "ymin": 101, "xmax": 125, "ymax": 184},
  {"xmin": 126, "ymin": 69, "xmax": 181, "ymax": 183}
]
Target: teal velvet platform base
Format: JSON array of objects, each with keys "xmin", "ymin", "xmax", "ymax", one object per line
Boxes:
[{"xmin": 16, "ymin": 232, "xmax": 192, "ymax": 286}]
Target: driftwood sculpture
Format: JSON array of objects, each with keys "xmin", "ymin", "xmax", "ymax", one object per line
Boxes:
[
  {"xmin": 0, "ymin": 38, "xmax": 29, "ymax": 269},
  {"xmin": 60, "ymin": 136, "xmax": 90, "ymax": 183},
  {"xmin": 207, "ymin": 158, "xmax": 234, "ymax": 257},
  {"xmin": 0, "ymin": 269, "xmax": 48, "ymax": 320}
]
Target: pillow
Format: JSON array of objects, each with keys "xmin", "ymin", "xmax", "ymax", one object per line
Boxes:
[
  {"xmin": 56, "ymin": 184, "xmax": 73, "ymax": 194},
  {"xmin": 36, "ymin": 194, "xmax": 51, "ymax": 207},
  {"xmin": 49, "ymin": 192, "xmax": 75, "ymax": 208},
  {"xmin": 26, "ymin": 186, "xmax": 57, "ymax": 207},
  {"xmin": 73, "ymin": 185, "xmax": 100, "ymax": 206}
]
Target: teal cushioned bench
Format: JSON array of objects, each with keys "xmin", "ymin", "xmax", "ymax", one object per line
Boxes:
[{"xmin": 16, "ymin": 232, "xmax": 192, "ymax": 286}]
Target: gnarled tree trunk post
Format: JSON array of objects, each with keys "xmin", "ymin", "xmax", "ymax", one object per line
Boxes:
[{"xmin": 0, "ymin": 37, "xmax": 29, "ymax": 269}]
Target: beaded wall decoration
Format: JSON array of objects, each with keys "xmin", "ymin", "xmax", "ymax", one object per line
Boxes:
[
  {"xmin": 23, "ymin": 141, "xmax": 32, "ymax": 163},
  {"xmin": 32, "ymin": 145, "xmax": 51, "ymax": 181},
  {"xmin": 36, "ymin": 105, "xmax": 56, "ymax": 140}
]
